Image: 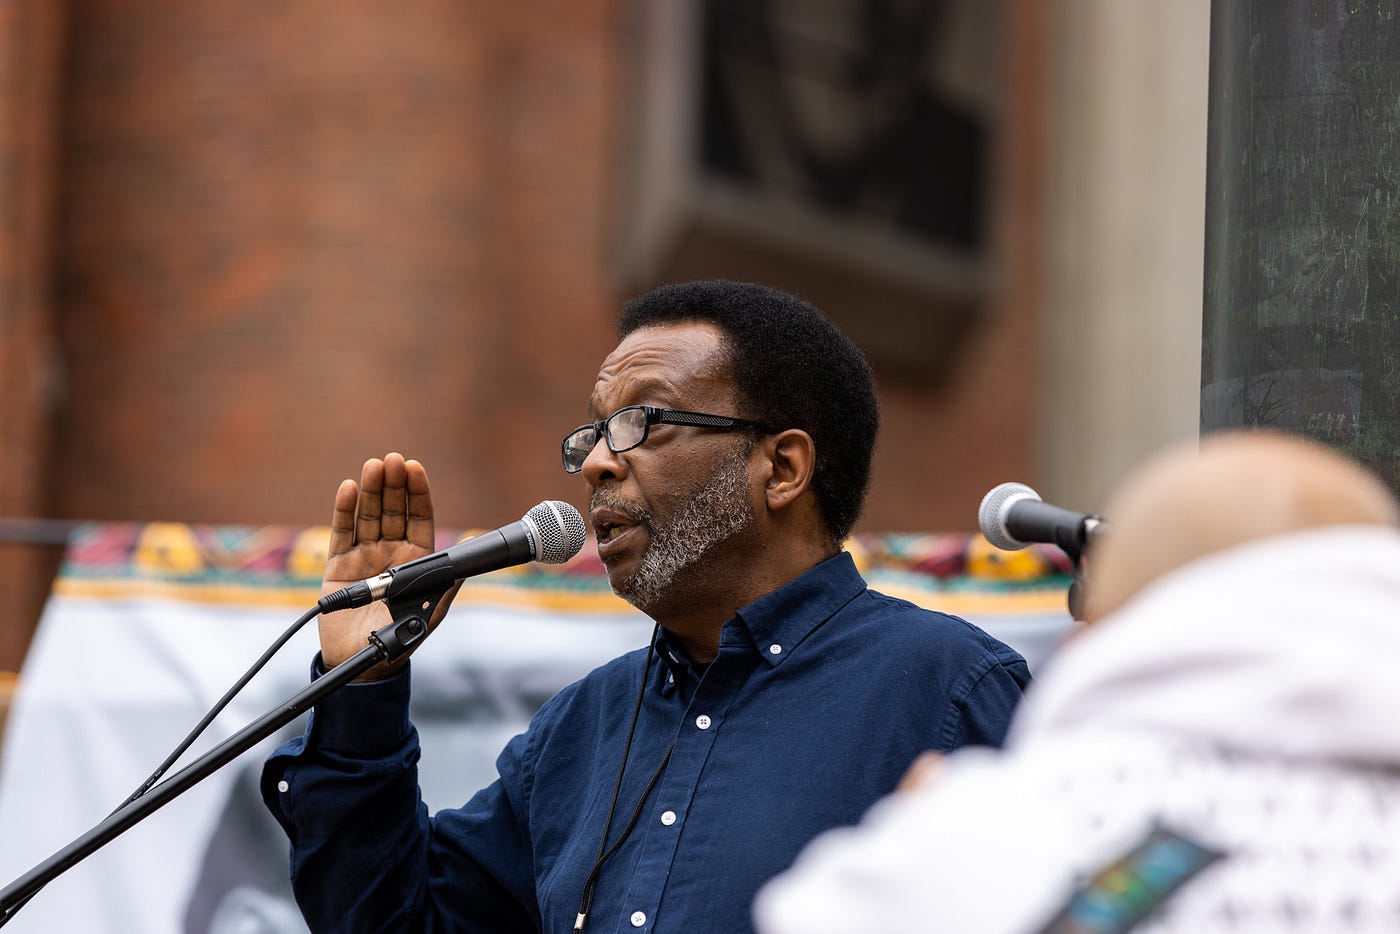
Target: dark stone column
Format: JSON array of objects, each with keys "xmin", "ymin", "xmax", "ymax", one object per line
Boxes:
[{"xmin": 1203, "ymin": 0, "xmax": 1400, "ymax": 490}]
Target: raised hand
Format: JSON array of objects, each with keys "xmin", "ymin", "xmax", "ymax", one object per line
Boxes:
[{"xmin": 318, "ymin": 453, "xmax": 449, "ymax": 679}]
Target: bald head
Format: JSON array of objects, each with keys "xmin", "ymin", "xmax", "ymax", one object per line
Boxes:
[{"xmin": 1084, "ymin": 431, "xmax": 1400, "ymax": 622}]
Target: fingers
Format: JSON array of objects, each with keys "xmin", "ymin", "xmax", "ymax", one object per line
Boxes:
[
  {"xmin": 328, "ymin": 479, "xmax": 360, "ymax": 557},
  {"xmin": 380, "ymin": 454, "xmax": 409, "ymax": 541},
  {"xmin": 404, "ymin": 458, "xmax": 435, "ymax": 549},
  {"xmin": 355, "ymin": 456, "xmax": 387, "ymax": 544},
  {"xmin": 337, "ymin": 454, "xmax": 431, "ymax": 552}
]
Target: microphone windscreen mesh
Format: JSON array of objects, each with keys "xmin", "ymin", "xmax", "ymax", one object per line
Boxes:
[
  {"xmin": 978, "ymin": 482, "xmax": 1039, "ymax": 551},
  {"xmin": 526, "ymin": 500, "xmax": 588, "ymax": 564}
]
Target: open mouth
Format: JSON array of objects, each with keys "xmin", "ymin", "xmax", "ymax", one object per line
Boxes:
[{"xmin": 591, "ymin": 506, "xmax": 645, "ymax": 558}]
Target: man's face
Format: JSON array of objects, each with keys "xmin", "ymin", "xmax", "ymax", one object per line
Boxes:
[{"xmin": 580, "ymin": 322, "xmax": 759, "ymax": 616}]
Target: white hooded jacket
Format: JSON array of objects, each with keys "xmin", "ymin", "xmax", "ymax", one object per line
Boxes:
[{"xmin": 755, "ymin": 525, "xmax": 1400, "ymax": 934}]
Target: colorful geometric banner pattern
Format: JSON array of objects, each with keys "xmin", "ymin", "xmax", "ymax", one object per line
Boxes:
[{"xmin": 54, "ymin": 523, "xmax": 1076, "ymax": 616}]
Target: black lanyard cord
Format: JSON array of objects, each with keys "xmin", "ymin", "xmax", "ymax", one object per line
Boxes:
[{"xmin": 573, "ymin": 625, "xmax": 676, "ymax": 933}]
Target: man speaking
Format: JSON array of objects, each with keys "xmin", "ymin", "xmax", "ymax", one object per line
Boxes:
[{"xmin": 261, "ymin": 280, "xmax": 1031, "ymax": 932}]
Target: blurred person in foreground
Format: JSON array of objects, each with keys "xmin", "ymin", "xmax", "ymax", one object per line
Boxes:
[
  {"xmin": 755, "ymin": 429, "xmax": 1400, "ymax": 934},
  {"xmin": 261, "ymin": 280, "xmax": 1031, "ymax": 933}
]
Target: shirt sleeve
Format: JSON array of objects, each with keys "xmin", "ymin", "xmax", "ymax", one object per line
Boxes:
[
  {"xmin": 260, "ymin": 658, "xmax": 539, "ymax": 933},
  {"xmin": 942, "ymin": 647, "xmax": 1033, "ymax": 750}
]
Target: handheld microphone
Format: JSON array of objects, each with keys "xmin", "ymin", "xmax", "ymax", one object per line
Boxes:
[
  {"xmin": 318, "ymin": 500, "xmax": 587, "ymax": 613},
  {"xmin": 978, "ymin": 482, "xmax": 1107, "ymax": 561}
]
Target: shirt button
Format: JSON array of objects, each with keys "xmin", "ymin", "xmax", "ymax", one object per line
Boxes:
[
  {"xmin": 661, "ymin": 810, "xmax": 677, "ymax": 826},
  {"xmin": 277, "ymin": 780, "xmax": 290, "ymax": 793},
  {"xmin": 769, "ymin": 643, "xmax": 782, "ymax": 655},
  {"xmin": 631, "ymin": 910, "xmax": 647, "ymax": 927},
  {"xmin": 695, "ymin": 715, "xmax": 712, "ymax": 730}
]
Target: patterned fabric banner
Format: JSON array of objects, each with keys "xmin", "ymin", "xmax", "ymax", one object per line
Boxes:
[{"xmin": 52, "ymin": 522, "xmax": 1077, "ymax": 613}]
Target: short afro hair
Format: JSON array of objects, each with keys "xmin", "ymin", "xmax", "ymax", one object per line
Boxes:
[{"xmin": 620, "ymin": 280, "xmax": 879, "ymax": 544}]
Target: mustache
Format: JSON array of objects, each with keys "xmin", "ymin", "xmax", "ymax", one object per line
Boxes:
[{"xmin": 589, "ymin": 489, "xmax": 652, "ymax": 526}]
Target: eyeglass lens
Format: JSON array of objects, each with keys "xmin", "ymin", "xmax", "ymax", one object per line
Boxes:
[
  {"xmin": 563, "ymin": 407, "xmax": 652, "ymax": 472},
  {"xmin": 605, "ymin": 407, "xmax": 649, "ymax": 450},
  {"xmin": 563, "ymin": 429, "xmax": 597, "ymax": 471}
]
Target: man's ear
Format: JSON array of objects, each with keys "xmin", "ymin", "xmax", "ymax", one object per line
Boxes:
[{"xmin": 758, "ymin": 429, "xmax": 816, "ymax": 512}]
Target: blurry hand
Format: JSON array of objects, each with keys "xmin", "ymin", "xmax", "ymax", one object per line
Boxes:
[{"xmin": 895, "ymin": 751, "xmax": 946, "ymax": 793}]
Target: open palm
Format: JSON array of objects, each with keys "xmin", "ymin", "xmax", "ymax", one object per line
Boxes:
[{"xmin": 318, "ymin": 453, "xmax": 452, "ymax": 678}]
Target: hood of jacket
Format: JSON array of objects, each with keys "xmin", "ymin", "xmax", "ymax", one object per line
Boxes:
[{"xmin": 1009, "ymin": 524, "xmax": 1400, "ymax": 766}]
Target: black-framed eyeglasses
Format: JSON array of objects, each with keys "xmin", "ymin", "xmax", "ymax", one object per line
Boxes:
[{"xmin": 561, "ymin": 405, "xmax": 769, "ymax": 474}]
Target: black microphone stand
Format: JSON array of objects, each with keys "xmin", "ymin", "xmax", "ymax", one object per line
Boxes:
[{"xmin": 0, "ymin": 581, "xmax": 451, "ymax": 926}]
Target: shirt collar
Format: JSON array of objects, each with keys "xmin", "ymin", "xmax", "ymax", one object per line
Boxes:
[
  {"xmin": 730, "ymin": 550, "xmax": 866, "ymax": 666},
  {"xmin": 653, "ymin": 550, "xmax": 866, "ymax": 696}
]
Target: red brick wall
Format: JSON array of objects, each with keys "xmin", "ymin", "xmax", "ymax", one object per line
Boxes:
[
  {"xmin": 0, "ymin": 0, "xmax": 1043, "ymax": 670},
  {"xmin": 52, "ymin": 0, "xmax": 623, "ymax": 536},
  {"xmin": 0, "ymin": 0, "xmax": 65, "ymax": 671}
]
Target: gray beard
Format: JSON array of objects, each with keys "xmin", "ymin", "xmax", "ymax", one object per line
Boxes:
[{"xmin": 613, "ymin": 449, "xmax": 755, "ymax": 613}]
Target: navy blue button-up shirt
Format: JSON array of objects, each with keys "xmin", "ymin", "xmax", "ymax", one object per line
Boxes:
[{"xmin": 262, "ymin": 552, "xmax": 1030, "ymax": 933}]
